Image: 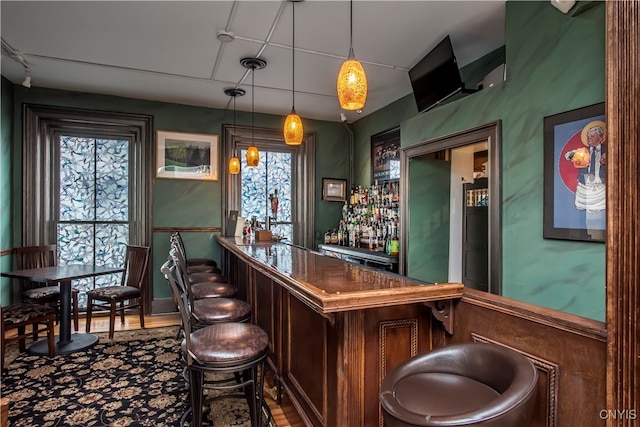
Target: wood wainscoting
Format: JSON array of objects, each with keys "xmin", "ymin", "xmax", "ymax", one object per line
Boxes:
[{"xmin": 441, "ymin": 289, "xmax": 607, "ymax": 427}]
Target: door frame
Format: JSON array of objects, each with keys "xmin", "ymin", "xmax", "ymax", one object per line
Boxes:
[{"xmin": 400, "ymin": 121, "xmax": 502, "ymax": 294}]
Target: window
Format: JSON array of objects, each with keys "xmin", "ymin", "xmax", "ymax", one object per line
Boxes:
[
  {"xmin": 57, "ymin": 136, "xmax": 131, "ymax": 307},
  {"xmin": 23, "ymin": 105, "xmax": 153, "ymax": 308},
  {"xmin": 223, "ymin": 125, "xmax": 315, "ymax": 248},
  {"xmin": 240, "ymin": 149, "xmax": 293, "ymax": 240}
]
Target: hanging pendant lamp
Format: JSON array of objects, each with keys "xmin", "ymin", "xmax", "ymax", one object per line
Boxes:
[
  {"xmin": 284, "ymin": 0, "xmax": 303, "ymax": 145},
  {"xmin": 224, "ymin": 87, "xmax": 245, "ymax": 175},
  {"xmin": 337, "ymin": 0, "xmax": 367, "ymax": 111},
  {"xmin": 241, "ymin": 57, "xmax": 266, "ymax": 167}
]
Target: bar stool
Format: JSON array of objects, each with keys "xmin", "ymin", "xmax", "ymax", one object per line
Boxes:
[
  {"xmin": 169, "ymin": 240, "xmax": 238, "ymax": 297},
  {"xmin": 165, "ymin": 251, "xmax": 251, "ymax": 328},
  {"xmin": 170, "ymin": 231, "xmax": 220, "ymax": 271},
  {"xmin": 170, "ymin": 239, "xmax": 229, "ymax": 286},
  {"xmin": 379, "ymin": 342, "xmax": 538, "ymax": 427},
  {"xmin": 161, "ymin": 259, "xmax": 271, "ymax": 427}
]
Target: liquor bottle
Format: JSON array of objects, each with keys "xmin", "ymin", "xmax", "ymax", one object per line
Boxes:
[
  {"xmin": 330, "ymin": 229, "xmax": 338, "ymax": 245},
  {"xmin": 329, "ymin": 181, "xmax": 401, "ymax": 256},
  {"xmin": 390, "ymin": 220, "xmax": 399, "ymax": 256},
  {"xmin": 324, "ymin": 229, "xmax": 331, "ymax": 245}
]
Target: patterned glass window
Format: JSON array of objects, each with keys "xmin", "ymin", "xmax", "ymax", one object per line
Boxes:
[
  {"xmin": 58, "ymin": 136, "xmax": 130, "ymax": 307},
  {"xmin": 240, "ymin": 149, "xmax": 292, "ymax": 240}
]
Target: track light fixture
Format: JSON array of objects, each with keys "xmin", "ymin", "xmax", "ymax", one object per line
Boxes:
[
  {"xmin": 2, "ymin": 39, "xmax": 32, "ymax": 89},
  {"xmin": 22, "ymin": 70, "xmax": 32, "ymax": 88}
]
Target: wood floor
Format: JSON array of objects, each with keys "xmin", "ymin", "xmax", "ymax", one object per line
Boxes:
[{"xmin": 30, "ymin": 313, "xmax": 294, "ymax": 427}]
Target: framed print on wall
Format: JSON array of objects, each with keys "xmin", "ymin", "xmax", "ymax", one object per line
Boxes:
[
  {"xmin": 543, "ymin": 102, "xmax": 606, "ymax": 242},
  {"xmin": 371, "ymin": 126, "xmax": 400, "ymax": 184},
  {"xmin": 156, "ymin": 130, "xmax": 218, "ymax": 181},
  {"xmin": 322, "ymin": 178, "xmax": 347, "ymax": 202}
]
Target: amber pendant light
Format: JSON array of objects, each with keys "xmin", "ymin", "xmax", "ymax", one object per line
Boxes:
[
  {"xmin": 225, "ymin": 87, "xmax": 245, "ymax": 175},
  {"xmin": 284, "ymin": 0, "xmax": 303, "ymax": 145},
  {"xmin": 337, "ymin": 0, "xmax": 367, "ymax": 111},
  {"xmin": 241, "ymin": 57, "xmax": 266, "ymax": 167}
]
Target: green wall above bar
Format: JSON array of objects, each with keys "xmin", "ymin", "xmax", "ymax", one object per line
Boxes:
[{"xmin": 353, "ymin": 1, "xmax": 606, "ymax": 321}]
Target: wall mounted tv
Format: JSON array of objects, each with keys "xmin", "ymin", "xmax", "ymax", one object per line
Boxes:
[{"xmin": 408, "ymin": 35, "xmax": 475, "ymax": 113}]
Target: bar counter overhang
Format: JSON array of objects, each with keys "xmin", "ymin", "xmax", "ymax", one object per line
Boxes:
[{"xmin": 217, "ymin": 236, "xmax": 463, "ymax": 427}]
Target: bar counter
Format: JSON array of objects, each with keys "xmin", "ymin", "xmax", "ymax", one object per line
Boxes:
[
  {"xmin": 218, "ymin": 236, "xmax": 462, "ymax": 313},
  {"xmin": 217, "ymin": 236, "xmax": 463, "ymax": 427}
]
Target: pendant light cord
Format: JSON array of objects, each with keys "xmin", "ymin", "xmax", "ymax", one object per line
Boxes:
[
  {"xmin": 251, "ymin": 67, "xmax": 255, "ymax": 144},
  {"xmin": 349, "ymin": 0, "xmax": 354, "ymax": 58},
  {"xmin": 233, "ymin": 94, "xmax": 237, "ymax": 156},
  {"xmin": 292, "ymin": 1, "xmax": 296, "ymax": 108}
]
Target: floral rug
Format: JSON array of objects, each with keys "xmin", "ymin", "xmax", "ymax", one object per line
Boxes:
[{"xmin": 1, "ymin": 327, "xmax": 272, "ymax": 426}]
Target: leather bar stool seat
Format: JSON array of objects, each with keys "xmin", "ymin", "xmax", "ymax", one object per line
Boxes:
[
  {"xmin": 192, "ymin": 298, "xmax": 251, "ymax": 327},
  {"xmin": 184, "ymin": 322, "xmax": 271, "ymax": 427},
  {"xmin": 187, "ymin": 271, "xmax": 227, "ymax": 285},
  {"xmin": 187, "ymin": 264, "xmax": 222, "ymax": 275},
  {"xmin": 185, "ymin": 322, "xmax": 268, "ymax": 367},
  {"xmin": 191, "ymin": 281, "xmax": 238, "ymax": 300},
  {"xmin": 187, "ymin": 258, "xmax": 217, "ymax": 268},
  {"xmin": 379, "ymin": 342, "xmax": 538, "ymax": 427}
]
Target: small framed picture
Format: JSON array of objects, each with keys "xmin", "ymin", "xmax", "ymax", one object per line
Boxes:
[
  {"xmin": 322, "ymin": 178, "xmax": 347, "ymax": 202},
  {"xmin": 371, "ymin": 126, "xmax": 400, "ymax": 183},
  {"xmin": 156, "ymin": 130, "xmax": 218, "ymax": 181}
]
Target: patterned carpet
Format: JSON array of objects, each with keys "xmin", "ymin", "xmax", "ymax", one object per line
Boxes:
[{"xmin": 1, "ymin": 327, "xmax": 271, "ymax": 426}]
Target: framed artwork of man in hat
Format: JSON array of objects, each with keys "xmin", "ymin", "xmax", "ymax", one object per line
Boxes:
[{"xmin": 543, "ymin": 103, "xmax": 606, "ymax": 242}]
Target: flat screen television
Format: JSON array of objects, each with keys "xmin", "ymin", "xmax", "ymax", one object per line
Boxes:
[{"xmin": 409, "ymin": 35, "xmax": 468, "ymax": 113}]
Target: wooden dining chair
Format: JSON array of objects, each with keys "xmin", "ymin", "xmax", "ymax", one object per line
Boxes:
[
  {"xmin": 15, "ymin": 244, "xmax": 80, "ymax": 332},
  {"xmin": 1, "ymin": 303, "xmax": 56, "ymax": 371},
  {"xmin": 85, "ymin": 245, "xmax": 150, "ymax": 339}
]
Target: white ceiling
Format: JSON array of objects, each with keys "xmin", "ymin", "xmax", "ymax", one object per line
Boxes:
[{"xmin": 0, "ymin": 1, "xmax": 506, "ymax": 123}]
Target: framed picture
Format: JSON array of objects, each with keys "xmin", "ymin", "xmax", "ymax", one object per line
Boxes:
[
  {"xmin": 371, "ymin": 126, "xmax": 400, "ymax": 183},
  {"xmin": 543, "ymin": 103, "xmax": 606, "ymax": 242},
  {"xmin": 156, "ymin": 130, "xmax": 218, "ymax": 181},
  {"xmin": 322, "ymin": 178, "xmax": 347, "ymax": 202}
]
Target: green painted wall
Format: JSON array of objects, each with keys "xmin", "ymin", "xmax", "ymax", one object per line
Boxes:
[
  {"xmin": 1, "ymin": 77, "xmax": 15, "ymax": 305},
  {"xmin": 5, "ymin": 86, "xmax": 349, "ymax": 303},
  {"xmin": 353, "ymin": 1, "xmax": 606, "ymax": 321},
  {"xmin": 408, "ymin": 156, "xmax": 451, "ymax": 283}
]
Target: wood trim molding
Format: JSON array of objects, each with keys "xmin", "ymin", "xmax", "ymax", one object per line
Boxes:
[
  {"xmin": 472, "ymin": 334, "xmax": 559, "ymax": 427},
  {"xmin": 606, "ymin": 1, "xmax": 640, "ymax": 424},
  {"xmin": 463, "ymin": 289, "xmax": 606, "ymax": 341},
  {"xmin": 378, "ymin": 319, "xmax": 418, "ymax": 427},
  {"xmin": 338, "ymin": 310, "xmax": 365, "ymax": 427}
]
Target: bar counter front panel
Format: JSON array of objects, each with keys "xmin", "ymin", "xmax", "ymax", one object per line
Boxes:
[{"xmin": 217, "ymin": 236, "xmax": 463, "ymax": 427}]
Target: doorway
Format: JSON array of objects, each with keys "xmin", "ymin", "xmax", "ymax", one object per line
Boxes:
[{"xmin": 400, "ymin": 121, "xmax": 501, "ymax": 294}]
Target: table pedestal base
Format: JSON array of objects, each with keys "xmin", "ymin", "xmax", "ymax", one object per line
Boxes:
[{"xmin": 29, "ymin": 333, "xmax": 100, "ymax": 356}]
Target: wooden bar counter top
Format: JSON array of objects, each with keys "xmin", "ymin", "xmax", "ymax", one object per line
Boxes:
[
  {"xmin": 217, "ymin": 236, "xmax": 463, "ymax": 314},
  {"xmin": 217, "ymin": 236, "xmax": 463, "ymax": 427}
]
